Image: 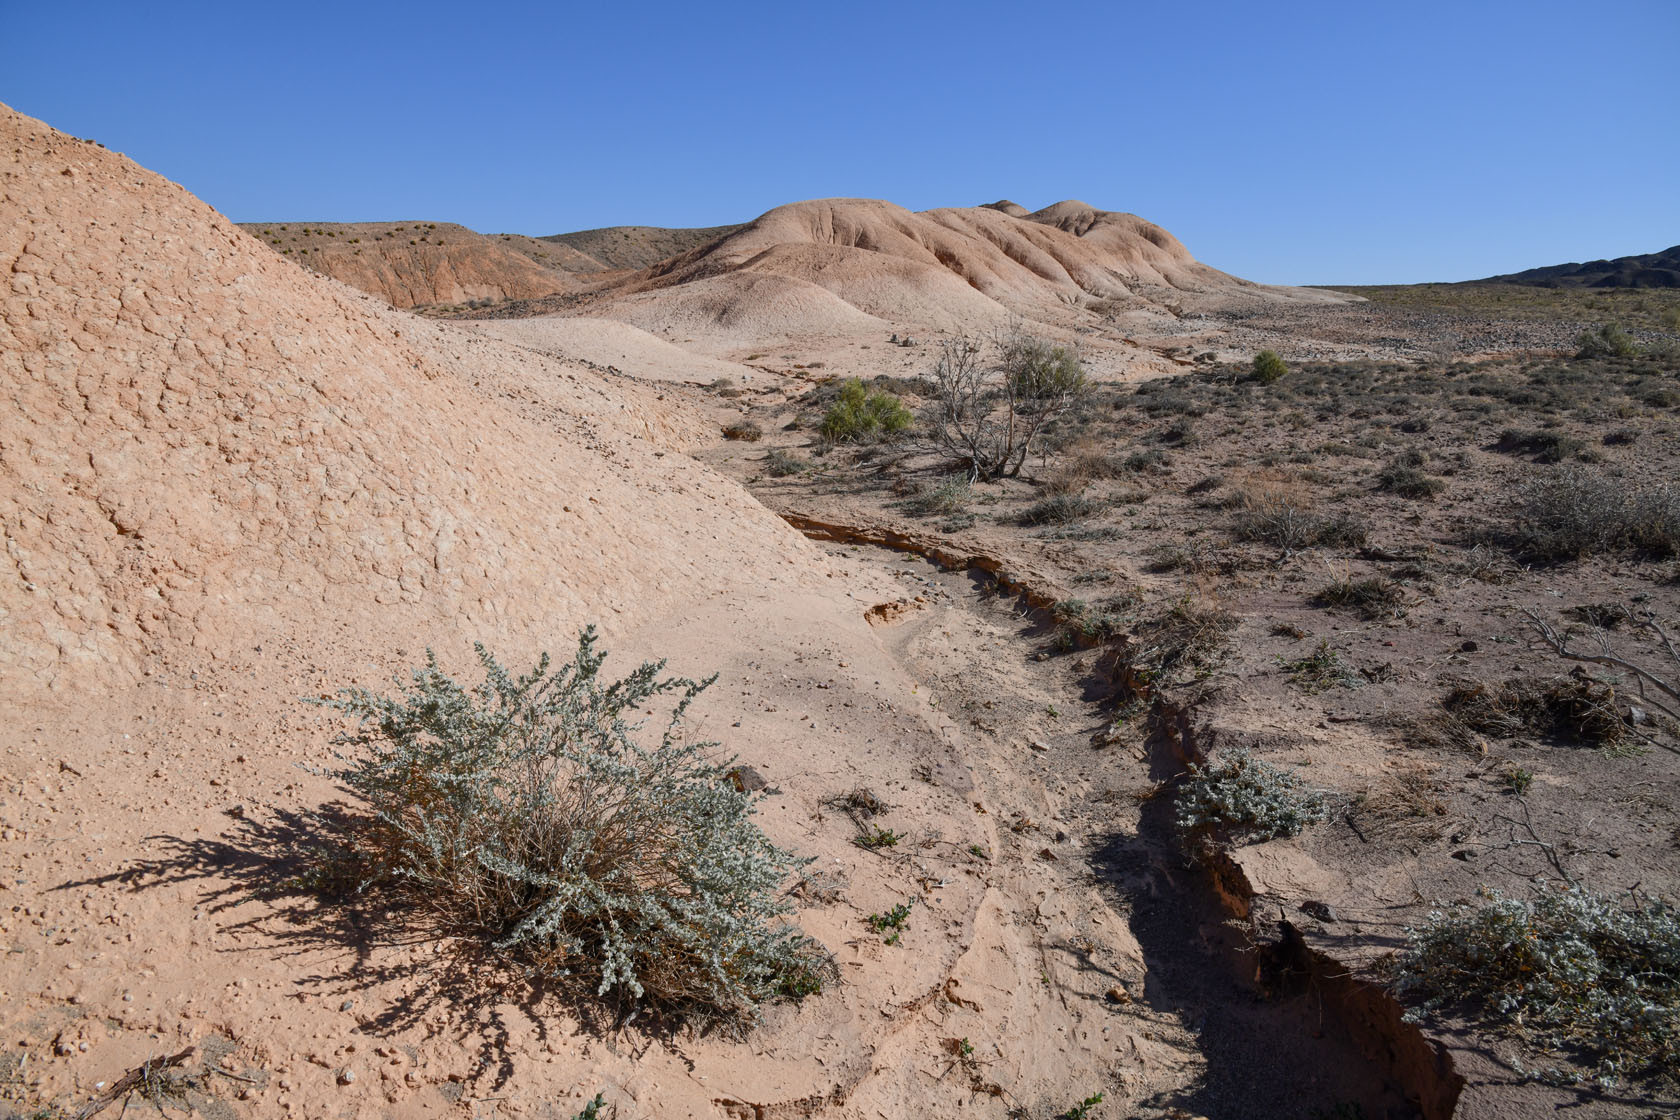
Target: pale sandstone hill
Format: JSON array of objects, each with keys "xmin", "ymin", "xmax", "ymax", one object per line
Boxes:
[
  {"xmin": 544, "ymin": 222, "xmax": 745, "ymax": 272},
  {"xmin": 463, "ymin": 314, "xmax": 763, "ymax": 384}
]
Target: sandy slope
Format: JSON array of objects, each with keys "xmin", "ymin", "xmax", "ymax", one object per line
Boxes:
[
  {"xmin": 460, "ymin": 315, "xmax": 761, "ymax": 385},
  {"xmin": 0, "ymin": 105, "xmax": 1203, "ymax": 1120}
]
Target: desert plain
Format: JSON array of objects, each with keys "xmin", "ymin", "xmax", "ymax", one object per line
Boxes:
[{"xmin": 3, "ymin": 101, "xmax": 1679, "ymax": 1120}]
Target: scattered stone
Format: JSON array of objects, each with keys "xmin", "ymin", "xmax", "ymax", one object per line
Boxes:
[
  {"xmin": 727, "ymin": 765, "xmax": 768, "ymax": 793},
  {"xmin": 1298, "ymin": 900, "xmax": 1337, "ymax": 923}
]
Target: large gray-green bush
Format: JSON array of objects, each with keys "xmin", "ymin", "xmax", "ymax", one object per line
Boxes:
[
  {"xmin": 1398, "ymin": 885, "xmax": 1679, "ymax": 1085},
  {"xmin": 1175, "ymin": 749, "xmax": 1329, "ymax": 843},
  {"xmin": 311, "ymin": 628, "xmax": 834, "ymax": 1025}
]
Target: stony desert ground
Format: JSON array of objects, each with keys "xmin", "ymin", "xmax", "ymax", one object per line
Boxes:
[{"xmin": 4, "ymin": 101, "xmax": 1678, "ymax": 1120}]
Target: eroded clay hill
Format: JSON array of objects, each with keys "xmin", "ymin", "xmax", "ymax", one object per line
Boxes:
[{"xmin": 558, "ymin": 196, "xmax": 1349, "ymax": 349}]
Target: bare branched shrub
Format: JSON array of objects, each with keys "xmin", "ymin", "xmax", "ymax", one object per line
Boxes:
[
  {"xmin": 1510, "ymin": 467, "xmax": 1680, "ymax": 559},
  {"xmin": 929, "ymin": 330, "xmax": 1087, "ymax": 480},
  {"xmin": 1525, "ymin": 608, "xmax": 1680, "ymax": 729},
  {"xmin": 308, "ymin": 630, "xmax": 835, "ymax": 1026}
]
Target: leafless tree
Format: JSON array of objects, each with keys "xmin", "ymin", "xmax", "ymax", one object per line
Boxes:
[{"xmin": 928, "ymin": 328, "xmax": 1087, "ymax": 481}]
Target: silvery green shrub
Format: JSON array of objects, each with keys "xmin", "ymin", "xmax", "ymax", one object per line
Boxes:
[
  {"xmin": 1174, "ymin": 749, "xmax": 1329, "ymax": 843},
  {"xmin": 311, "ymin": 627, "xmax": 834, "ymax": 1025},
  {"xmin": 1397, "ymin": 885, "xmax": 1679, "ymax": 1085}
]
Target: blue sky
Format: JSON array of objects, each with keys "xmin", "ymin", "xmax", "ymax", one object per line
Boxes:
[{"xmin": 6, "ymin": 0, "xmax": 1676, "ymax": 284}]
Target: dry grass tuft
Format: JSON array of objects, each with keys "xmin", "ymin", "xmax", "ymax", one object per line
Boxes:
[
  {"xmin": 1094, "ymin": 595, "xmax": 1238, "ymax": 705},
  {"xmin": 1442, "ymin": 673, "xmax": 1627, "ymax": 749}
]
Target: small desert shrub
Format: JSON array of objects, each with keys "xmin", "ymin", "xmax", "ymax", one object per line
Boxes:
[
  {"xmin": 1157, "ymin": 416, "xmax": 1197, "ymax": 445},
  {"xmin": 1397, "ymin": 885, "xmax": 1680, "ymax": 1085},
  {"xmin": 1377, "ymin": 460, "xmax": 1446, "ymax": 499},
  {"xmin": 1315, "ymin": 576, "xmax": 1408, "ymax": 619},
  {"xmin": 1145, "ymin": 540, "xmax": 1218, "ymax": 574},
  {"xmin": 1123, "ymin": 448, "xmax": 1173, "ymax": 474},
  {"xmin": 1052, "ymin": 591, "xmax": 1142, "ymax": 648},
  {"xmin": 1510, "ymin": 467, "xmax": 1680, "ymax": 559},
  {"xmin": 1441, "ymin": 675, "xmax": 1626, "ymax": 749},
  {"xmin": 722, "ymin": 420, "xmax": 763, "ymax": 442},
  {"xmin": 1575, "ymin": 322, "xmax": 1638, "ymax": 359},
  {"xmin": 1352, "ymin": 767, "xmax": 1450, "ymax": 840},
  {"xmin": 820, "ymin": 379, "xmax": 913, "ymax": 444},
  {"xmin": 307, "ymin": 631, "xmax": 835, "ymax": 1026},
  {"xmin": 1176, "ymin": 749, "xmax": 1329, "ymax": 843},
  {"xmin": 1232, "ymin": 504, "xmax": 1367, "ymax": 550},
  {"xmin": 1019, "ymin": 493, "xmax": 1103, "ymax": 526},
  {"xmin": 1564, "ymin": 602, "xmax": 1636, "ymax": 630},
  {"xmin": 867, "ymin": 901, "xmax": 914, "ymax": 945},
  {"xmin": 1138, "ymin": 389, "xmax": 1200, "ymax": 416},
  {"xmin": 1495, "ymin": 427, "xmax": 1586, "ymax": 463},
  {"xmin": 1095, "ymin": 597, "xmax": 1237, "ymax": 703},
  {"xmin": 898, "ymin": 475, "xmax": 970, "ymax": 517},
  {"xmin": 1281, "ymin": 640, "xmax": 1362, "ymax": 693},
  {"xmin": 1252, "ymin": 350, "xmax": 1289, "ymax": 384},
  {"xmin": 764, "ymin": 449, "xmax": 812, "ymax": 477}
]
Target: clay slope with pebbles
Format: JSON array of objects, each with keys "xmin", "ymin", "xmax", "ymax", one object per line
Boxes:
[{"xmin": 236, "ymin": 220, "xmax": 598, "ymax": 308}]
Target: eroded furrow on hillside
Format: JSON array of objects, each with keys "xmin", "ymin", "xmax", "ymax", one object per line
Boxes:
[{"xmin": 796, "ymin": 528, "xmax": 1454, "ymax": 1119}]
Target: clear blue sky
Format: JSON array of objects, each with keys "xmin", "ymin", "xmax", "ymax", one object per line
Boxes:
[{"xmin": 6, "ymin": 0, "xmax": 1676, "ymax": 284}]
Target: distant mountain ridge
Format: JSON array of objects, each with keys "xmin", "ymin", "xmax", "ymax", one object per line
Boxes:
[{"xmin": 1473, "ymin": 245, "xmax": 1680, "ymax": 289}]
